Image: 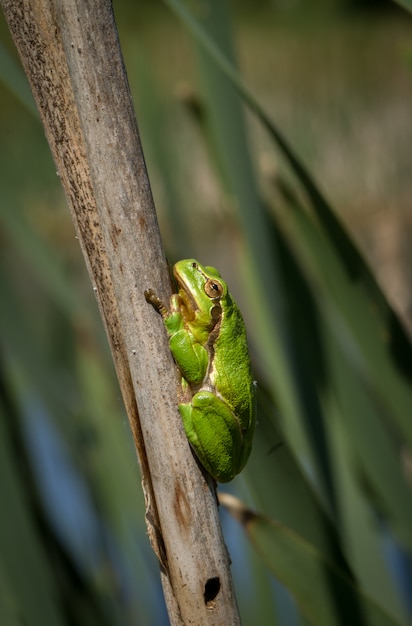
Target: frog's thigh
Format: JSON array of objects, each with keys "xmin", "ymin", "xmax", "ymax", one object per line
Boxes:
[{"xmin": 179, "ymin": 391, "xmax": 242, "ymax": 482}]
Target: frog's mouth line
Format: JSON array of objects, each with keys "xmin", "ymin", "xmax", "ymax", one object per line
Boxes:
[
  {"xmin": 172, "ymin": 277, "xmax": 200, "ymax": 328},
  {"xmin": 179, "ymin": 288, "xmax": 197, "ymax": 318},
  {"xmin": 173, "ymin": 266, "xmax": 201, "ymax": 313}
]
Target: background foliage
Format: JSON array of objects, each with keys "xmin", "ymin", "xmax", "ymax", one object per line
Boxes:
[{"xmin": 1, "ymin": 1, "xmax": 412, "ymax": 624}]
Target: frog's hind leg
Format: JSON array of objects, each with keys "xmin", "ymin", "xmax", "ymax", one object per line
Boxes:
[{"xmin": 179, "ymin": 391, "xmax": 242, "ymax": 482}]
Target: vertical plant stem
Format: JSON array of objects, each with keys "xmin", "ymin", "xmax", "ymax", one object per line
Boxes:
[{"xmin": 0, "ymin": 0, "xmax": 241, "ymax": 623}]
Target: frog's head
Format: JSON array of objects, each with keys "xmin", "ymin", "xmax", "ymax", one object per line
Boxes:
[{"xmin": 173, "ymin": 259, "xmax": 229, "ymax": 325}]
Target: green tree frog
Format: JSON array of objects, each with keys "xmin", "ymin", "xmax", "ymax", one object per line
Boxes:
[{"xmin": 145, "ymin": 259, "xmax": 256, "ymax": 482}]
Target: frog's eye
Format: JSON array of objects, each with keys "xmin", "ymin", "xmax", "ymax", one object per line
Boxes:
[{"xmin": 204, "ymin": 278, "xmax": 223, "ymax": 300}]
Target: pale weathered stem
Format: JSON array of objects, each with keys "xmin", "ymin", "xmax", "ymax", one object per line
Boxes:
[{"xmin": 0, "ymin": 1, "xmax": 241, "ymax": 623}]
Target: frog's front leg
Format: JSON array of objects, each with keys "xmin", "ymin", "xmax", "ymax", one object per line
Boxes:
[
  {"xmin": 179, "ymin": 391, "xmax": 243, "ymax": 483},
  {"xmin": 144, "ymin": 288, "xmax": 169, "ymax": 318},
  {"xmin": 145, "ymin": 288, "xmax": 208, "ymax": 385},
  {"xmin": 169, "ymin": 331, "xmax": 208, "ymax": 385}
]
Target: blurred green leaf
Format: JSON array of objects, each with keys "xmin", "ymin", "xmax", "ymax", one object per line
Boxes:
[
  {"xmin": 391, "ymin": 0, "xmax": 412, "ymax": 13},
  {"xmin": 0, "ymin": 401, "xmax": 66, "ymax": 626},
  {"xmin": 0, "ymin": 41, "xmax": 37, "ymax": 115},
  {"xmin": 277, "ymin": 190, "xmax": 412, "ymax": 449},
  {"xmin": 222, "ymin": 494, "xmax": 400, "ymax": 626}
]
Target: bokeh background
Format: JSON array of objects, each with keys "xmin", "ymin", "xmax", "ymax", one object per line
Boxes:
[{"xmin": 1, "ymin": 1, "xmax": 412, "ymax": 625}]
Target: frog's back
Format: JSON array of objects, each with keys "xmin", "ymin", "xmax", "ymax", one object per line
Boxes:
[{"xmin": 211, "ymin": 298, "xmax": 255, "ymax": 432}]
